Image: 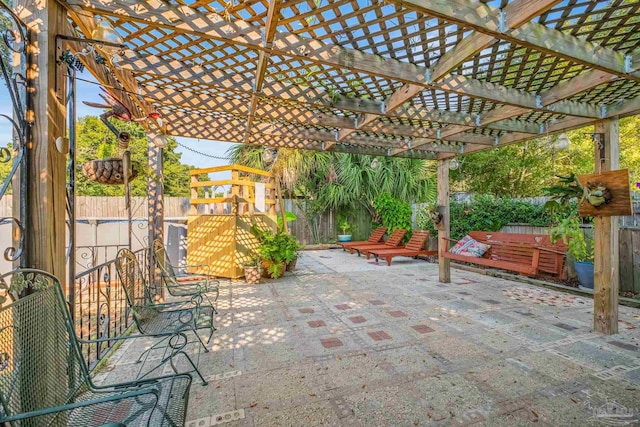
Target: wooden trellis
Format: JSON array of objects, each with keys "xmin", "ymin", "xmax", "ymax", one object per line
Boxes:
[{"xmin": 61, "ymin": 0, "xmax": 640, "ymax": 159}]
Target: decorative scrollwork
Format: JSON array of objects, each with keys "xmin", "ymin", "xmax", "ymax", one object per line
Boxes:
[
  {"xmin": 0, "ymin": 3, "xmax": 30, "ymax": 270},
  {"xmin": 97, "ymin": 302, "xmax": 110, "ymax": 340},
  {"xmin": 0, "ymin": 271, "xmax": 51, "ymax": 304},
  {"xmin": 0, "ymin": 217, "xmax": 24, "ymax": 262}
]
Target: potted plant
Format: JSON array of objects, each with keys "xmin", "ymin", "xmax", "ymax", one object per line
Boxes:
[
  {"xmin": 251, "ymin": 226, "xmax": 295, "ymax": 279},
  {"xmin": 243, "ymin": 256, "xmax": 262, "ymax": 284},
  {"xmin": 82, "ymin": 141, "xmax": 140, "ymax": 185},
  {"xmin": 550, "ymin": 216, "xmax": 594, "ymax": 289},
  {"xmin": 284, "ymin": 233, "xmax": 302, "ymax": 271},
  {"xmin": 338, "ymin": 218, "xmax": 352, "ymax": 242}
]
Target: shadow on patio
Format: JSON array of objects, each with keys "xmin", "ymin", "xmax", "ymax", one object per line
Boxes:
[{"xmin": 95, "ymin": 251, "xmax": 640, "ymax": 427}]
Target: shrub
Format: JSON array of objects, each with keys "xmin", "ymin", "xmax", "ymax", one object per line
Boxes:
[
  {"xmin": 416, "ymin": 195, "xmax": 579, "ymax": 240},
  {"xmin": 372, "ymin": 192, "xmax": 412, "ymax": 236}
]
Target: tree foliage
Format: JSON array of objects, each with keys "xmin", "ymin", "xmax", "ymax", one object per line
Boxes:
[{"xmin": 451, "ymin": 115, "xmax": 640, "ymax": 197}]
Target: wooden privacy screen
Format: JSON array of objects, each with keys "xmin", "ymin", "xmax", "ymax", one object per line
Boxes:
[{"xmin": 186, "ymin": 164, "xmax": 285, "ymax": 279}]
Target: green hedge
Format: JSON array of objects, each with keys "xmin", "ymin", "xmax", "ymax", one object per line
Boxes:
[{"xmin": 416, "ymin": 195, "xmax": 578, "ymax": 241}]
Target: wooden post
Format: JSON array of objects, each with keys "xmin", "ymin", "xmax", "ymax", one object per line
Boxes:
[
  {"xmin": 147, "ymin": 136, "xmax": 164, "ymax": 294},
  {"xmin": 437, "ymin": 159, "xmax": 450, "ymax": 283},
  {"xmin": 15, "ymin": 0, "xmax": 67, "ymax": 286},
  {"xmin": 593, "ymin": 120, "xmax": 620, "ymax": 334}
]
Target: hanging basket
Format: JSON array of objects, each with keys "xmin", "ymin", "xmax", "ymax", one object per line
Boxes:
[{"xmin": 82, "ymin": 158, "xmax": 139, "ymax": 185}]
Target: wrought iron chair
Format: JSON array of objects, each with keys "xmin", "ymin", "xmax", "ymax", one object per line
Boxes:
[
  {"xmin": 115, "ymin": 248, "xmax": 215, "ymax": 385},
  {"xmin": 0, "ymin": 269, "xmax": 192, "ymax": 427},
  {"xmin": 152, "ymin": 239, "xmax": 219, "ymax": 310}
]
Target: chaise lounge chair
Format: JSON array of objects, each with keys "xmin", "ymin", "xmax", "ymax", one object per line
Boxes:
[
  {"xmin": 369, "ymin": 230, "xmax": 437, "ymax": 266},
  {"xmin": 338, "ymin": 226, "xmax": 387, "ymax": 251},
  {"xmin": 347, "ymin": 228, "xmax": 407, "ymax": 256}
]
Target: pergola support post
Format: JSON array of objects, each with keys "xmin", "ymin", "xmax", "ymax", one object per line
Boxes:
[
  {"xmin": 593, "ymin": 120, "xmax": 620, "ymax": 335},
  {"xmin": 437, "ymin": 159, "xmax": 451, "ymax": 283},
  {"xmin": 16, "ymin": 0, "xmax": 68, "ymax": 287},
  {"xmin": 147, "ymin": 137, "xmax": 164, "ymax": 296}
]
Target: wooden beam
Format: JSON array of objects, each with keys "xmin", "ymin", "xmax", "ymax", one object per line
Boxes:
[
  {"xmin": 143, "ymin": 84, "xmax": 541, "ymax": 136},
  {"xmin": 244, "ymin": 0, "xmax": 283, "ymax": 139},
  {"xmin": 388, "ymin": 0, "xmax": 640, "ymax": 81},
  {"xmin": 15, "ymin": 0, "xmax": 67, "ymax": 284},
  {"xmin": 165, "ymin": 111, "xmax": 463, "ymax": 152},
  {"xmin": 592, "ymin": 120, "xmax": 619, "ymax": 335},
  {"xmin": 165, "ymin": 115, "xmax": 438, "ymax": 158},
  {"xmin": 64, "ymin": 6, "xmax": 162, "ymax": 132},
  {"xmin": 405, "ymin": 65, "xmax": 618, "ymax": 151},
  {"xmin": 437, "ymin": 159, "xmax": 450, "ymax": 283},
  {"xmin": 68, "ymin": 0, "xmax": 602, "ymax": 119},
  {"xmin": 436, "ymin": 92, "xmax": 640, "ymax": 159},
  {"xmin": 147, "ymin": 135, "xmax": 164, "ymax": 291}
]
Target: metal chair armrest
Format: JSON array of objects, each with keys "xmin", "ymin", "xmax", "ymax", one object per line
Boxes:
[{"xmin": 0, "ymin": 388, "xmax": 158, "ymax": 424}]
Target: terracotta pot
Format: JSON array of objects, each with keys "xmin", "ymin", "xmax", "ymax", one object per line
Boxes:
[
  {"xmin": 261, "ymin": 260, "xmax": 286, "ymax": 278},
  {"xmin": 286, "ymin": 257, "xmax": 298, "ymax": 272},
  {"xmin": 82, "ymin": 158, "xmax": 139, "ymax": 185},
  {"xmin": 244, "ymin": 266, "xmax": 261, "ymax": 284}
]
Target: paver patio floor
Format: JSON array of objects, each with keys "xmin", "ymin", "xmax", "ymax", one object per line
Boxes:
[{"xmin": 97, "ymin": 250, "xmax": 640, "ymax": 426}]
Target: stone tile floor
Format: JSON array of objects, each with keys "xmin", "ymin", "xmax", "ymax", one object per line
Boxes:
[{"xmin": 97, "ymin": 250, "xmax": 640, "ymax": 426}]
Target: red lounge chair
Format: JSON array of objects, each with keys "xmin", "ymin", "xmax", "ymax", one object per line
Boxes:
[
  {"xmin": 338, "ymin": 226, "xmax": 387, "ymax": 251},
  {"xmin": 369, "ymin": 230, "xmax": 437, "ymax": 266},
  {"xmin": 348, "ymin": 229, "xmax": 407, "ymax": 256}
]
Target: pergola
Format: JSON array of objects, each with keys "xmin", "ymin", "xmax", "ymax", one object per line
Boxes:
[{"xmin": 12, "ymin": 0, "xmax": 639, "ymax": 334}]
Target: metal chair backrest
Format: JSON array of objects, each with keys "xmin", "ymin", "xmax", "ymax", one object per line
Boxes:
[
  {"xmin": 0, "ymin": 269, "xmax": 89, "ymax": 425},
  {"xmin": 115, "ymin": 249, "xmax": 157, "ymax": 328},
  {"xmin": 153, "ymin": 239, "xmax": 179, "ymax": 287}
]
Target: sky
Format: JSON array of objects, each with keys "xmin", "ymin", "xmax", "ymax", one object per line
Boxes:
[{"xmin": 0, "ymin": 73, "xmax": 237, "ymax": 170}]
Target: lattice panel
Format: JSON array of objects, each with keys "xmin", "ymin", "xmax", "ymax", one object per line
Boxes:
[
  {"xmin": 277, "ymin": 0, "xmax": 468, "ymax": 68},
  {"xmin": 180, "ymin": 0, "xmax": 270, "ymax": 26},
  {"xmin": 538, "ymin": 0, "xmax": 640, "ymax": 53},
  {"xmin": 512, "ymin": 111, "xmax": 566, "ymax": 125},
  {"xmin": 266, "ymin": 54, "xmax": 401, "ymax": 102},
  {"xmin": 569, "ymin": 79, "xmax": 640, "ymax": 106},
  {"xmin": 410, "ymin": 90, "xmax": 498, "ymax": 115},
  {"xmin": 459, "ymin": 42, "xmax": 589, "ymax": 94}
]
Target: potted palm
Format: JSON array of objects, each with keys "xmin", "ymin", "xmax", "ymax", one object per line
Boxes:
[
  {"xmin": 550, "ymin": 216, "xmax": 594, "ymax": 289},
  {"xmin": 338, "ymin": 218, "xmax": 352, "ymax": 242}
]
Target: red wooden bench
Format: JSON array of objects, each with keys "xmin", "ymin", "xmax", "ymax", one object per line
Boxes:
[{"xmin": 442, "ymin": 231, "xmax": 568, "ymax": 278}]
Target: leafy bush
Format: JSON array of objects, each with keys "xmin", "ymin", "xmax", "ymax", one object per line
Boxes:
[
  {"xmin": 416, "ymin": 195, "xmax": 579, "ymax": 240},
  {"xmin": 251, "ymin": 226, "xmax": 302, "ymax": 278},
  {"xmin": 372, "ymin": 193, "xmax": 412, "ymax": 236}
]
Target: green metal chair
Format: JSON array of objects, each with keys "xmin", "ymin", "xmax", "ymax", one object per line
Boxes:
[
  {"xmin": 0, "ymin": 269, "xmax": 192, "ymax": 427},
  {"xmin": 115, "ymin": 249, "xmax": 215, "ymax": 385},
  {"xmin": 152, "ymin": 239, "xmax": 219, "ymax": 310}
]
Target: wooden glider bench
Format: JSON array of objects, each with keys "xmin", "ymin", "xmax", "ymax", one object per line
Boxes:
[
  {"xmin": 442, "ymin": 231, "xmax": 568, "ymax": 278},
  {"xmin": 368, "ymin": 230, "xmax": 438, "ymax": 266}
]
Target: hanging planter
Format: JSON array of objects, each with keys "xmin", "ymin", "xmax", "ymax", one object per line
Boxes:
[{"xmin": 82, "ymin": 157, "xmax": 139, "ymax": 185}]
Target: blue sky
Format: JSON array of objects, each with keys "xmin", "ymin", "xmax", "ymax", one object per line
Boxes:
[{"xmin": 1, "ymin": 73, "xmax": 237, "ymax": 169}]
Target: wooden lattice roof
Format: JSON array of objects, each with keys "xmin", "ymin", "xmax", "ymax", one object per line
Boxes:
[{"xmin": 64, "ymin": 0, "xmax": 640, "ymax": 159}]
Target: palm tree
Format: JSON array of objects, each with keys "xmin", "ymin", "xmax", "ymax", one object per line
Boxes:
[{"xmin": 228, "ymin": 145, "xmax": 437, "ymax": 241}]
